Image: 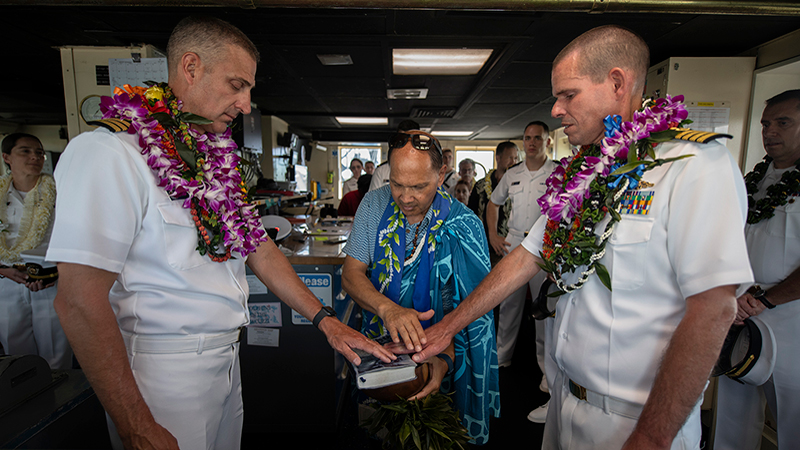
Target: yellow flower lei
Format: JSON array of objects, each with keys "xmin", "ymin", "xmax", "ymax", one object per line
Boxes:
[{"xmin": 0, "ymin": 173, "xmax": 56, "ymax": 265}]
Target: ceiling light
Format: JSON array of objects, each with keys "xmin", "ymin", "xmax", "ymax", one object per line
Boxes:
[
  {"xmin": 393, "ymin": 49, "xmax": 493, "ymax": 75},
  {"xmin": 387, "ymin": 88, "xmax": 429, "ymax": 99},
  {"xmin": 335, "ymin": 117, "xmax": 388, "ymax": 125},
  {"xmin": 431, "ymin": 131, "xmax": 475, "ymax": 137},
  {"xmin": 317, "ymin": 54, "xmax": 353, "ymax": 66}
]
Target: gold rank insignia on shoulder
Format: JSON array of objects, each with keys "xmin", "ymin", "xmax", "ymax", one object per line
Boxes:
[
  {"xmin": 672, "ymin": 128, "xmax": 733, "ymax": 144},
  {"xmin": 86, "ymin": 118, "xmax": 131, "ymax": 133}
]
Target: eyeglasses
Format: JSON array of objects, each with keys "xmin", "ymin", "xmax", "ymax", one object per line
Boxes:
[{"xmin": 389, "ymin": 130, "xmax": 442, "ymax": 156}]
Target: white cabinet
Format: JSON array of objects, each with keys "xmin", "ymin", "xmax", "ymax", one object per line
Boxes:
[
  {"xmin": 59, "ymin": 45, "xmax": 164, "ymax": 140},
  {"xmin": 646, "ymin": 57, "xmax": 756, "ymax": 168}
]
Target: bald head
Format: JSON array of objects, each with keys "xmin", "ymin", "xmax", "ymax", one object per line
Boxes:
[{"xmin": 554, "ymin": 25, "xmax": 649, "ymax": 94}]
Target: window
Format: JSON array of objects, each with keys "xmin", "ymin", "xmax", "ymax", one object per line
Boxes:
[
  {"xmin": 339, "ymin": 143, "xmax": 381, "ymax": 198},
  {"xmin": 454, "ymin": 146, "xmax": 496, "ymax": 180}
]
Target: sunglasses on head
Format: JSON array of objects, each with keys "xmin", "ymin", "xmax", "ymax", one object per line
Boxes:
[{"xmin": 389, "ymin": 130, "xmax": 443, "ymax": 155}]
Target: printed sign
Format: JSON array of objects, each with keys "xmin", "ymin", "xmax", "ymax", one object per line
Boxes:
[
  {"xmin": 293, "ymin": 273, "xmax": 333, "ymax": 325},
  {"xmin": 248, "ymin": 302, "xmax": 282, "ymax": 327}
]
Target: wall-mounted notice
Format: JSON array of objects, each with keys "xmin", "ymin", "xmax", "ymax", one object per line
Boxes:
[
  {"xmin": 247, "ymin": 327, "xmax": 279, "ymax": 347},
  {"xmin": 685, "ymin": 101, "xmax": 731, "ymax": 137},
  {"xmin": 108, "ymin": 57, "xmax": 168, "ymax": 93},
  {"xmin": 249, "ymin": 302, "xmax": 282, "ymax": 327},
  {"xmin": 293, "ymin": 273, "xmax": 333, "ymax": 325}
]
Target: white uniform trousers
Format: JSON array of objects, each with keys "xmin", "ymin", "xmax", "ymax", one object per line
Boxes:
[
  {"xmin": 714, "ymin": 302, "xmax": 800, "ymax": 450},
  {"xmin": 108, "ymin": 339, "xmax": 244, "ymax": 450},
  {"xmin": 542, "ymin": 369, "xmax": 703, "ymax": 450},
  {"xmin": 0, "ymin": 277, "xmax": 72, "ymax": 369},
  {"xmin": 496, "ymin": 229, "xmax": 548, "ymax": 367}
]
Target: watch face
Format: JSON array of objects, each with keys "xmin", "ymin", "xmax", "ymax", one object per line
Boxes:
[{"xmin": 79, "ymin": 95, "xmax": 104, "ymax": 123}]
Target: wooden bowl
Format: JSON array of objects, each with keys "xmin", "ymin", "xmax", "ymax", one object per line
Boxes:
[{"xmin": 362, "ymin": 362, "xmax": 431, "ymax": 402}]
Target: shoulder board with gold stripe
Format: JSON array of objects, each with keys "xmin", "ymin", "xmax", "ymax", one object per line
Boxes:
[
  {"xmin": 86, "ymin": 118, "xmax": 131, "ymax": 133},
  {"xmin": 672, "ymin": 128, "xmax": 732, "ymax": 144}
]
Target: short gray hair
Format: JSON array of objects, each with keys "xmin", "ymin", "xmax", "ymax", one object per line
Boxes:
[{"xmin": 167, "ymin": 16, "xmax": 260, "ymax": 72}]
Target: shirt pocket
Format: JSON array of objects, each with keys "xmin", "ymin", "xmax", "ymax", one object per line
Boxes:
[
  {"xmin": 156, "ymin": 200, "xmax": 210, "ymax": 271},
  {"xmin": 608, "ymin": 216, "xmax": 655, "ymax": 291},
  {"xmin": 508, "ymin": 183, "xmax": 525, "ymax": 224},
  {"xmin": 768, "ymin": 203, "xmax": 800, "ymax": 239}
]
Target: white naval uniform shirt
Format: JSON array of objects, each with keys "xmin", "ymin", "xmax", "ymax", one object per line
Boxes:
[
  {"xmin": 490, "ymin": 159, "xmax": 557, "ymax": 235},
  {"xmin": 47, "ymin": 128, "xmax": 253, "ymax": 336},
  {"xmin": 521, "ymin": 139, "xmax": 753, "ymax": 406},
  {"xmin": 746, "ymin": 164, "xmax": 800, "ymax": 290},
  {"xmin": 343, "ymin": 176, "xmax": 358, "ymax": 196},
  {"xmin": 368, "ymin": 163, "xmax": 390, "ymax": 192}
]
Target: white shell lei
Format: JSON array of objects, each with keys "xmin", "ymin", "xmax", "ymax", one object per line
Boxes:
[{"xmin": 0, "ymin": 174, "xmax": 55, "ymax": 265}]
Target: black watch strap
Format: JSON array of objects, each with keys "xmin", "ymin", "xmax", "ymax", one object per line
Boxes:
[
  {"xmin": 751, "ymin": 285, "xmax": 777, "ymax": 309},
  {"xmin": 312, "ymin": 305, "xmax": 337, "ymax": 328},
  {"xmin": 437, "ymin": 353, "xmax": 454, "ymax": 377},
  {"xmin": 755, "ymin": 292, "xmax": 777, "ymax": 309}
]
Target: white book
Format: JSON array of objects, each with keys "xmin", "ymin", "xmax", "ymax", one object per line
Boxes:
[
  {"xmin": 351, "ymin": 352, "xmax": 418, "ymax": 390},
  {"xmin": 350, "ymin": 335, "xmax": 418, "ymax": 390}
]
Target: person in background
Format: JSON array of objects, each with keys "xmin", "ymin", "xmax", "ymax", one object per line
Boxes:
[
  {"xmin": 452, "ymin": 158, "xmax": 476, "ymax": 194},
  {"xmin": 441, "ymin": 148, "xmax": 458, "ymax": 193},
  {"xmin": 467, "ymin": 141, "xmax": 519, "ymax": 267},
  {"xmin": 47, "ymin": 16, "xmax": 391, "ymax": 450},
  {"xmin": 338, "ymin": 174, "xmax": 372, "ymax": 217},
  {"xmin": 0, "ymin": 133, "xmax": 72, "ymax": 370},
  {"xmin": 452, "ymin": 178, "xmax": 471, "ymax": 205},
  {"xmin": 342, "ymin": 129, "xmax": 499, "ymax": 445},
  {"xmin": 487, "ymin": 121, "xmax": 557, "ymax": 423},
  {"xmin": 412, "ymin": 25, "xmax": 753, "ymax": 449},
  {"xmin": 342, "ymin": 158, "xmax": 363, "ymax": 196},
  {"xmin": 714, "ymin": 89, "xmax": 800, "ymax": 450},
  {"xmin": 364, "ymin": 160, "xmax": 375, "ymax": 175},
  {"xmin": 369, "ymin": 119, "xmax": 420, "ymax": 192}
]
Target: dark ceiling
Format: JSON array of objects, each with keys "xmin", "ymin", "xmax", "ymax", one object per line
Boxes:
[{"xmin": 1, "ymin": 5, "xmax": 800, "ymax": 142}]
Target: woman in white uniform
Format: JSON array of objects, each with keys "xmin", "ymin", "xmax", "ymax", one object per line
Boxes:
[{"xmin": 0, "ymin": 133, "xmax": 71, "ymax": 369}]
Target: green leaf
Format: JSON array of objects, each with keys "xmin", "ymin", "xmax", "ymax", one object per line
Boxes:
[
  {"xmin": 174, "ymin": 138, "xmax": 197, "ymax": 172},
  {"xmin": 647, "ymin": 129, "xmax": 679, "ymax": 143},
  {"xmin": 150, "ymin": 112, "xmax": 177, "ymax": 128},
  {"xmin": 411, "ymin": 426, "xmax": 422, "ymax": 450},
  {"xmin": 547, "ymin": 289, "xmax": 566, "ymax": 298},
  {"xmin": 609, "ymin": 161, "xmax": 645, "ymax": 177},
  {"xmin": 595, "ymin": 262, "xmax": 612, "ymax": 291},
  {"xmin": 177, "ymin": 112, "xmax": 213, "ymax": 125},
  {"xmin": 400, "ymin": 420, "xmax": 412, "ymax": 445}
]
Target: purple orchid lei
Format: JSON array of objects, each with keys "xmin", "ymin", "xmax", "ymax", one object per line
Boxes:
[
  {"xmin": 536, "ymin": 95, "xmax": 692, "ymax": 294},
  {"xmin": 100, "ymin": 83, "xmax": 267, "ymax": 260},
  {"xmin": 539, "ymin": 95, "xmax": 689, "ymax": 223}
]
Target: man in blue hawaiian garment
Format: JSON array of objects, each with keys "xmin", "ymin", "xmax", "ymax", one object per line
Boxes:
[{"xmin": 342, "ymin": 130, "xmax": 500, "ymax": 445}]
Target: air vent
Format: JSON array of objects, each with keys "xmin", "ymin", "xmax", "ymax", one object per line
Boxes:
[
  {"xmin": 387, "ymin": 88, "xmax": 429, "ymax": 100},
  {"xmin": 411, "ymin": 108, "xmax": 457, "ymax": 118}
]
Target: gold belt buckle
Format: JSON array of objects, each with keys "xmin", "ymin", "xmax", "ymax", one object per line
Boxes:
[{"xmin": 569, "ymin": 379, "xmax": 587, "ymax": 401}]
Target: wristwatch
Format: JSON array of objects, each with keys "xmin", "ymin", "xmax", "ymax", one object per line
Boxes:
[
  {"xmin": 312, "ymin": 305, "xmax": 337, "ymax": 328},
  {"xmin": 437, "ymin": 353, "xmax": 454, "ymax": 377},
  {"xmin": 750, "ymin": 285, "xmax": 777, "ymax": 309}
]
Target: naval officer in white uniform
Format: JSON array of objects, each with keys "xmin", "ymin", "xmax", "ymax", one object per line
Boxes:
[
  {"xmin": 487, "ymin": 121, "xmax": 557, "ymax": 423},
  {"xmin": 715, "ymin": 89, "xmax": 800, "ymax": 450}
]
